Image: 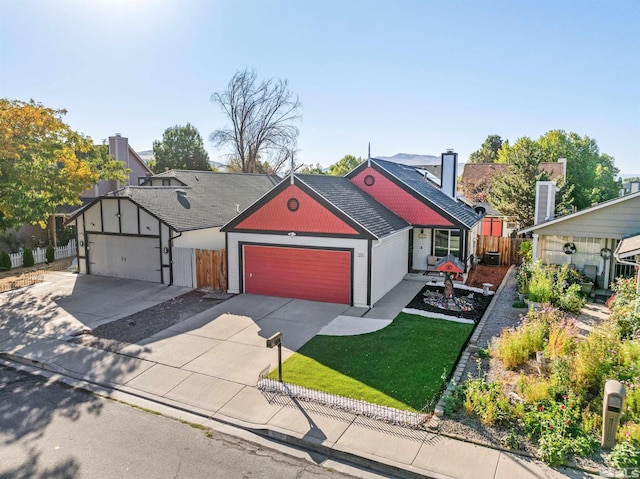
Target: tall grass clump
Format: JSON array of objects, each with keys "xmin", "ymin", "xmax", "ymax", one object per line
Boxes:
[{"xmin": 493, "ymin": 306, "xmax": 561, "ymax": 369}]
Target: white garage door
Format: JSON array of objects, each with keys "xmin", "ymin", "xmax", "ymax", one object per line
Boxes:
[{"xmin": 87, "ymin": 234, "xmax": 161, "ymax": 283}]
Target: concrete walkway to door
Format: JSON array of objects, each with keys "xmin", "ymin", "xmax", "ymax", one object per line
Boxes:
[{"xmin": 0, "ymin": 272, "xmax": 589, "ymax": 479}]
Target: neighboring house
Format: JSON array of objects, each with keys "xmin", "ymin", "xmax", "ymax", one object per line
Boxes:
[
  {"xmin": 0, "ymin": 134, "xmax": 154, "ymax": 252},
  {"xmin": 519, "ymin": 190, "xmax": 640, "ymax": 289},
  {"xmin": 67, "ymin": 171, "xmax": 280, "ymax": 285},
  {"xmin": 83, "ymin": 134, "xmax": 154, "ymax": 198},
  {"xmin": 222, "ymin": 151, "xmax": 482, "ymax": 307},
  {"xmin": 459, "ymin": 160, "xmax": 566, "ymax": 237},
  {"xmin": 621, "ymin": 179, "xmax": 640, "ymax": 196}
]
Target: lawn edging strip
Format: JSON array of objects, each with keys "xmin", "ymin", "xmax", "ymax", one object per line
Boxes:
[{"xmin": 401, "ymin": 308, "xmax": 474, "ymax": 324}]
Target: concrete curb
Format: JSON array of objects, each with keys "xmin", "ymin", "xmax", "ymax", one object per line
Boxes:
[{"xmin": 0, "ymin": 354, "xmax": 439, "ymax": 479}]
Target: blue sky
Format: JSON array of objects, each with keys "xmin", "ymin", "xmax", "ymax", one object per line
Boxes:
[{"xmin": 1, "ymin": 0, "xmax": 639, "ymax": 175}]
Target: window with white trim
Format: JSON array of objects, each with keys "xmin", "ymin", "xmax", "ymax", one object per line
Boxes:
[{"xmin": 434, "ymin": 229, "xmax": 461, "ymax": 257}]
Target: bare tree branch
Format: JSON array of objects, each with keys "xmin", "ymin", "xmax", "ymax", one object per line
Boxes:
[{"xmin": 210, "ymin": 69, "xmax": 302, "ymax": 173}]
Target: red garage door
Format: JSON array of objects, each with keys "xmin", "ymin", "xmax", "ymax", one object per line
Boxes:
[{"xmin": 243, "ymin": 245, "xmax": 351, "ymax": 304}]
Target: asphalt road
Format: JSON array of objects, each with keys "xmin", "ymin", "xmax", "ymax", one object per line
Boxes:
[{"xmin": 0, "ymin": 365, "xmax": 357, "ymax": 479}]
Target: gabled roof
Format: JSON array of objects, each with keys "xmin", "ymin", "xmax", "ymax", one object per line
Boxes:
[
  {"xmin": 110, "ymin": 186, "xmax": 218, "ymax": 231},
  {"xmin": 68, "ymin": 171, "xmax": 282, "ymax": 232},
  {"xmin": 296, "ymin": 174, "xmax": 410, "ymax": 239},
  {"xmin": 615, "ymin": 233, "xmax": 640, "ymax": 260},
  {"xmin": 519, "ymin": 190, "xmax": 640, "ymax": 234},
  {"xmin": 352, "ymin": 158, "xmax": 481, "ymax": 229},
  {"xmin": 145, "ymin": 169, "xmax": 281, "ymax": 190}
]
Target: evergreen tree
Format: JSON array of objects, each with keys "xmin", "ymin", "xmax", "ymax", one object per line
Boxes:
[
  {"xmin": 489, "ymin": 137, "xmax": 549, "ymax": 228},
  {"xmin": 153, "ymin": 123, "xmax": 210, "ymax": 171}
]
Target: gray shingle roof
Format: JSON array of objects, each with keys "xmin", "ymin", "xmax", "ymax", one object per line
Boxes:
[
  {"xmin": 296, "ymin": 174, "xmax": 410, "ymax": 238},
  {"xmin": 108, "ymin": 171, "xmax": 281, "ymax": 231},
  {"xmin": 371, "ymin": 158, "xmax": 481, "ymax": 228}
]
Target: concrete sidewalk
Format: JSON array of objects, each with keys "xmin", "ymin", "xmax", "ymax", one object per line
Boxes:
[{"xmin": 0, "ymin": 273, "xmax": 595, "ymax": 479}]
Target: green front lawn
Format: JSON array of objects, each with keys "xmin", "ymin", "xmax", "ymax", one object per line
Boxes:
[{"xmin": 270, "ymin": 313, "xmax": 473, "ymax": 411}]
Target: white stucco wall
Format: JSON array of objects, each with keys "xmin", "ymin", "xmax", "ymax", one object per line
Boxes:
[
  {"xmin": 371, "ymin": 229, "xmax": 409, "ymax": 304},
  {"xmin": 173, "ymin": 228, "xmax": 225, "ymax": 250},
  {"xmin": 226, "ymin": 232, "xmax": 370, "ymax": 307}
]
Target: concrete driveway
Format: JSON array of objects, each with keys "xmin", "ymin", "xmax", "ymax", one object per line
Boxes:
[
  {"xmin": 1, "ymin": 270, "xmax": 356, "ymax": 393},
  {"xmin": 0, "ymin": 271, "xmax": 192, "ymax": 341},
  {"xmin": 119, "ymin": 293, "xmax": 353, "ymax": 389}
]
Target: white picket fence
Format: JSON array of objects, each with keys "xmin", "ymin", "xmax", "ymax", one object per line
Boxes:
[{"xmin": 9, "ymin": 239, "xmax": 77, "ymax": 269}]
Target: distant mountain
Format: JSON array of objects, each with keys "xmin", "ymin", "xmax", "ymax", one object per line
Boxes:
[
  {"xmin": 210, "ymin": 160, "xmax": 227, "ymax": 171},
  {"xmin": 137, "ymin": 150, "xmax": 229, "ymax": 171},
  {"xmin": 136, "ymin": 150, "xmax": 153, "ymax": 163},
  {"xmin": 377, "ymin": 153, "xmax": 441, "ymax": 166}
]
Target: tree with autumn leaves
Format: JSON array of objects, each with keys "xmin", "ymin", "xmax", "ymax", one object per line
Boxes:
[{"xmin": 0, "ymin": 99, "xmax": 128, "ymax": 230}]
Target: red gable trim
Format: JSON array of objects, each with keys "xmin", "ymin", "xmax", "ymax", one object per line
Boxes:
[
  {"xmin": 350, "ymin": 167, "xmax": 454, "ymax": 227},
  {"xmin": 234, "ymin": 185, "xmax": 360, "ymax": 235}
]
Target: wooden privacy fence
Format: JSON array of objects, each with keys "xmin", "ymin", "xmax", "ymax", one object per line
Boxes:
[
  {"xmin": 475, "ymin": 235, "xmax": 524, "ymax": 265},
  {"xmin": 195, "ymin": 249, "xmax": 227, "ymax": 291}
]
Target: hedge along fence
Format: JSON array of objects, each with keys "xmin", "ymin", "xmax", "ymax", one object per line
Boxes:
[{"xmin": 8, "ymin": 239, "xmax": 76, "ymax": 269}]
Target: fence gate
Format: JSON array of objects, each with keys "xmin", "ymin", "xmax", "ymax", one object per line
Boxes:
[
  {"xmin": 172, "ymin": 247, "xmax": 195, "ymax": 288},
  {"xmin": 195, "ymin": 249, "xmax": 227, "ymax": 291}
]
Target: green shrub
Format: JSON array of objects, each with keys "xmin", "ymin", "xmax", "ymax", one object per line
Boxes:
[
  {"xmin": 555, "ymin": 284, "xmax": 586, "ymax": 313},
  {"xmin": 519, "ymin": 241, "xmax": 533, "ymax": 263},
  {"xmin": 528, "ymin": 274, "xmax": 554, "ymax": 303},
  {"xmin": 516, "ymin": 262, "xmax": 532, "ymax": 294},
  {"xmin": 609, "ymin": 276, "xmax": 640, "ymax": 339},
  {"xmin": 523, "ymin": 395, "xmax": 596, "ymax": 466},
  {"xmin": 608, "ymin": 438, "xmax": 640, "ymax": 470},
  {"xmin": 462, "ymin": 376, "xmax": 514, "ymax": 426},
  {"xmin": 22, "ymin": 248, "xmax": 34, "ymax": 267},
  {"xmin": 518, "ymin": 375, "xmax": 552, "ymax": 403},
  {"xmin": 618, "ymin": 422, "xmax": 640, "ymax": 442},
  {"xmin": 46, "ymin": 244, "xmax": 55, "ymax": 263},
  {"xmin": 0, "ymin": 250, "xmax": 11, "ymax": 271},
  {"xmin": 570, "ymin": 324, "xmax": 618, "ymax": 396}
]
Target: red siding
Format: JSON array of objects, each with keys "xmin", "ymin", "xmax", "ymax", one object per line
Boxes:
[
  {"xmin": 350, "ymin": 168, "xmax": 454, "ymax": 226},
  {"xmin": 244, "ymin": 245, "xmax": 351, "ymax": 304},
  {"xmin": 235, "ymin": 185, "xmax": 359, "ymax": 235},
  {"xmin": 482, "ymin": 217, "xmax": 503, "ymax": 237}
]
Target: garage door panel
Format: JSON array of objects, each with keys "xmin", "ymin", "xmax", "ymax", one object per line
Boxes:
[
  {"xmin": 244, "ymin": 245, "xmax": 351, "ymax": 304},
  {"xmin": 88, "ymin": 234, "xmax": 161, "ymax": 283}
]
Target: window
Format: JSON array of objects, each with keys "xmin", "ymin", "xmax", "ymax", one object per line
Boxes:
[
  {"xmin": 162, "ymin": 179, "xmax": 171, "ymax": 186},
  {"xmin": 434, "ymin": 229, "xmax": 461, "ymax": 257},
  {"xmin": 137, "ymin": 177, "xmax": 146, "ymax": 185}
]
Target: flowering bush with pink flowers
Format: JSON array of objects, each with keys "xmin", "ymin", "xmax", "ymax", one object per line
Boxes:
[
  {"xmin": 522, "ymin": 395, "xmax": 595, "ymax": 466},
  {"xmin": 454, "ymin": 273, "xmax": 640, "ymax": 467}
]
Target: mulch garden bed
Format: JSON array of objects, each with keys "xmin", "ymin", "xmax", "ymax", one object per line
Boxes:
[
  {"xmin": 406, "ymin": 284, "xmax": 494, "ymax": 322},
  {"xmin": 69, "ymin": 290, "xmax": 226, "ymax": 352},
  {"xmin": 465, "ymin": 264, "xmax": 510, "ymax": 290}
]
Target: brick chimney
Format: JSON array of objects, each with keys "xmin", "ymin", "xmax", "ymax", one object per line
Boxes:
[{"xmin": 440, "ymin": 149, "xmax": 458, "ymax": 199}]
